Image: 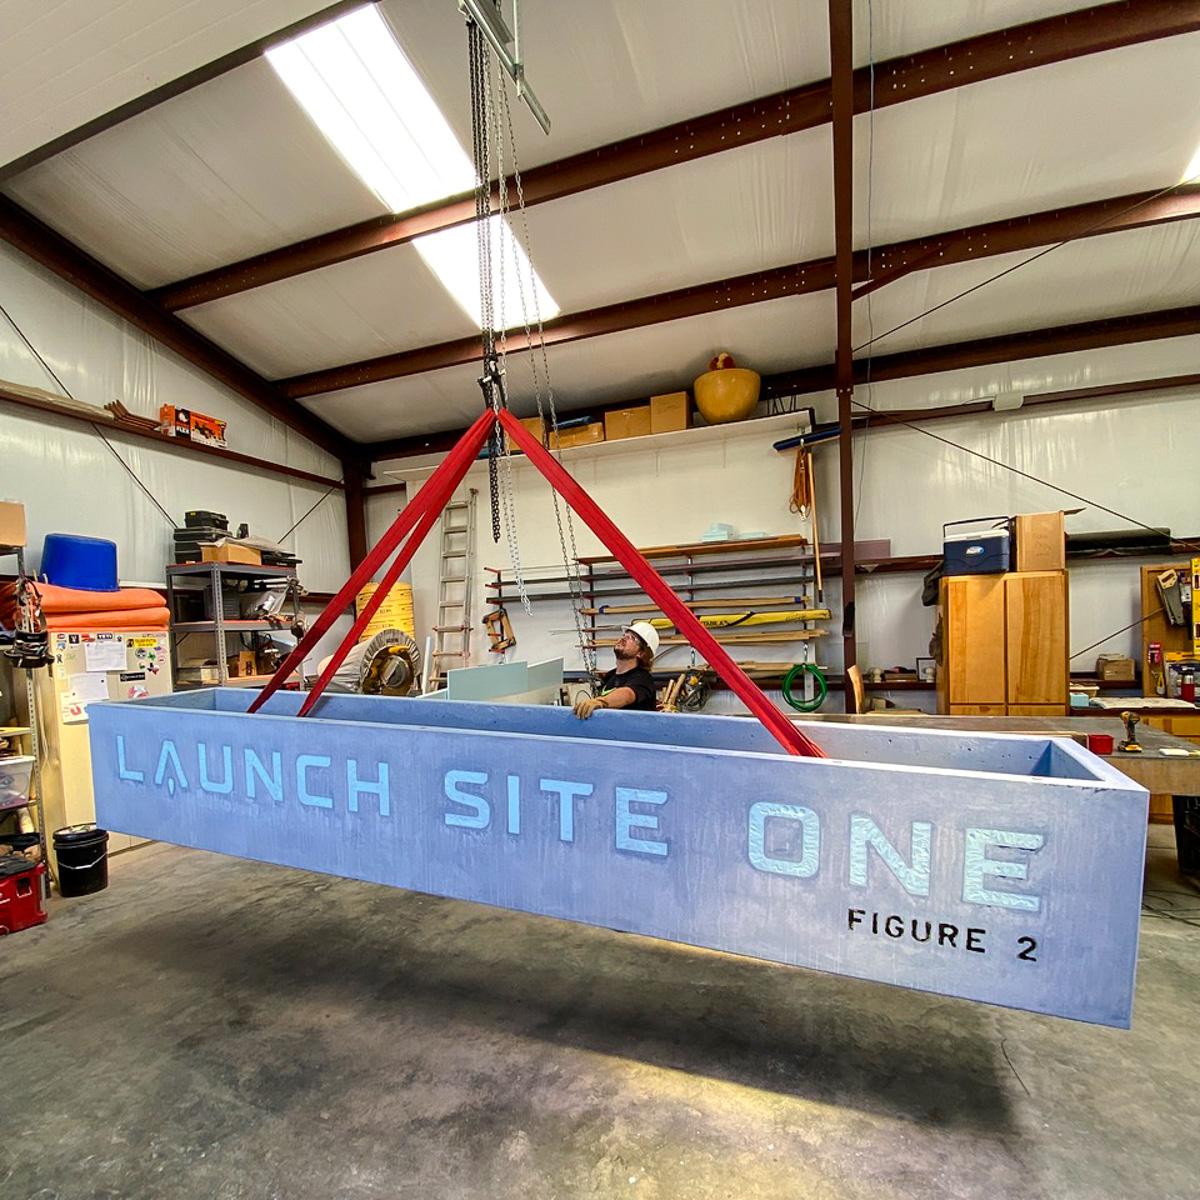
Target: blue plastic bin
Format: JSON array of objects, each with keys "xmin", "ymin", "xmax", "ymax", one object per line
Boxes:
[{"xmin": 41, "ymin": 533, "xmax": 119, "ymax": 591}]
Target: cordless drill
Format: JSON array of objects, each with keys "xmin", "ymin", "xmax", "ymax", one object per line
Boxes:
[{"xmin": 1118, "ymin": 711, "xmax": 1142, "ymax": 754}]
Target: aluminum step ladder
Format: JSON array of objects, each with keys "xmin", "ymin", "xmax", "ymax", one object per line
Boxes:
[{"xmin": 429, "ymin": 489, "xmax": 477, "ymax": 690}]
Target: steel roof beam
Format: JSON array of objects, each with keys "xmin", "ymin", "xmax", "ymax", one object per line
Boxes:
[
  {"xmin": 0, "ymin": 195, "xmax": 361, "ymax": 463},
  {"xmin": 368, "ymin": 305, "xmax": 1200, "ymax": 461},
  {"xmin": 279, "ymin": 184, "xmax": 1200, "ymax": 399},
  {"xmin": 149, "ymin": 0, "xmax": 1200, "ymax": 311},
  {"xmin": 761, "ymin": 305, "xmax": 1200, "ymax": 397}
]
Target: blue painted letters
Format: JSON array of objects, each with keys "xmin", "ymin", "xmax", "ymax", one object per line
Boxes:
[
  {"xmin": 445, "ymin": 769, "xmax": 491, "ymax": 829},
  {"xmin": 296, "ymin": 754, "xmax": 333, "ymax": 809},
  {"xmin": 748, "ymin": 802, "xmax": 820, "ymax": 877},
  {"xmin": 540, "ymin": 778, "xmax": 593, "ymax": 843},
  {"xmin": 962, "ymin": 828, "xmax": 1044, "ymax": 912},
  {"xmin": 615, "ymin": 787, "xmax": 669, "ymax": 857},
  {"xmin": 849, "ymin": 815, "xmax": 932, "ymax": 896}
]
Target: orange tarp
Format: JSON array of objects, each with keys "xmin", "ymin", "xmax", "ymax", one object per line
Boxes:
[
  {"xmin": 1, "ymin": 582, "xmax": 168, "ymax": 630},
  {"xmin": 44, "ymin": 607, "xmax": 169, "ymax": 631}
]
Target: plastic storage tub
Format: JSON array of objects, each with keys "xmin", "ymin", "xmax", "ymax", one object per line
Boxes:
[
  {"xmin": 0, "ymin": 755, "xmax": 34, "ymax": 811},
  {"xmin": 40, "ymin": 533, "xmax": 119, "ymax": 591}
]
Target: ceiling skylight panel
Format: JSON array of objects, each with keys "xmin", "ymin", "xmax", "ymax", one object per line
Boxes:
[
  {"xmin": 415, "ymin": 215, "xmax": 560, "ymax": 331},
  {"xmin": 1185, "ymin": 141, "xmax": 1200, "ymax": 185},
  {"xmin": 266, "ymin": 4, "xmax": 474, "ymax": 213}
]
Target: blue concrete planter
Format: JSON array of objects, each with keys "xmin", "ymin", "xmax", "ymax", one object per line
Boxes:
[{"xmin": 89, "ymin": 690, "xmax": 1148, "ymax": 1027}]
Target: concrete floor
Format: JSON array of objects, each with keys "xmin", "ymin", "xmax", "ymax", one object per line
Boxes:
[{"xmin": 2, "ymin": 827, "xmax": 1197, "ymax": 1200}]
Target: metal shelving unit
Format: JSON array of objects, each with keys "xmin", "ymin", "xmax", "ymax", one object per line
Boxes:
[
  {"xmin": 166, "ymin": 561, "xmax": 303, "ymax": 689},
  {"xmin": 487, "ymin": 535, "xmax": 830, "ymax": 697},
  {"xmin": 1, "ymin": 543, "xmax": 50, "ymax": 878}
]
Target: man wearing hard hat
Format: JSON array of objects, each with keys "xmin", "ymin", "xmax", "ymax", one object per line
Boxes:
[{"xmin": 573, "ymin": 621, "xmax": 659, "ymax": 718}]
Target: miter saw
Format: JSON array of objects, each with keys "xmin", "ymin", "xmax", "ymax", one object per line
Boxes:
[
  {"xmin": 357, "ymin": 628, "xmax": 422, "ymax": 696},
  {"xmin": 316, "ymin": 628, "xmax": 422, "ymax": 696}
]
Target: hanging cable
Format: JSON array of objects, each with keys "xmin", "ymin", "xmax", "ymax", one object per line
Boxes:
[
  {"xmin": 1, "ymin": 300, "xmax": 177, "ymax": 529},
  {"xmin": 782, "ymin": 662, "xmax": 827, "ymax": 712},
  {"xmin": 276, "ymin": 482, "xmax": 341, "ymax": 544},
  {"xmin": 852, "ymin": 172, "xmax": 1200, "ymax": 356},
  {"xmin": 0, "ymin": 301, "xmax": 73, "ymax": 398},
  {"xmin": 846, "ymin": 390, "xmax": 1200, "ymax": 556},
  {"xmin": 92, "ymin": 429, "xmax": 176, "ymax": 529},
  {"xmin": 1069, "ymin": 608, "xmax": 1164, "ymax": 661}
]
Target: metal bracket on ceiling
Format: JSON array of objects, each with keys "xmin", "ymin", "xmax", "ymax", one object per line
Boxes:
[{"xmin": 458, "ymin": 0, "xmax": 552, "ymax": 134}]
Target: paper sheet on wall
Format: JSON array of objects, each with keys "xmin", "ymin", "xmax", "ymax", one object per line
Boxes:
[
  {"xmin": 68, "ymin": 672, "xmax": 111, "ymax": 705},
  {"xmin": 60, "ymin": 694, "xmax": 87, "ymax": 724},
  {"xmin": 84, "ymin": 638, "xmax": 126, "ymax": 672}
]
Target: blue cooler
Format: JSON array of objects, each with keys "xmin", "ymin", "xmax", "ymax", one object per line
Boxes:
[
  {"xmin": 40, "ymin": 533, "xmax": 119, "ymax": 591},
  {"xmin": 943, "ymin": 517, "xmax": 1011, "ymax": 576}
]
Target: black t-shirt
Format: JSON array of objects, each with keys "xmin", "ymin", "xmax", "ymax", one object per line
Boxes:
[{"xmin": 599, "ymin": 666, "xmax": 657, "ymax": 711}]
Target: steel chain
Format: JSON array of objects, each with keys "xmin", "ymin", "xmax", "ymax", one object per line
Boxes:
[{"xmin": 498, "ymin": 82, "xmax": 595, "ymax": 673}]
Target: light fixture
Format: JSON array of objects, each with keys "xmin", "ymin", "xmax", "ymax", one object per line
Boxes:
[
  {"xmin": 266, "ymin": 4, "xmax": 475, "ymax": 213},
  {"xmin": 414, "ymin": 215, "xmax": 559, "ymax": 330}
]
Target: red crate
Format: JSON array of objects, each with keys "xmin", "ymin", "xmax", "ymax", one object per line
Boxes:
[{"xmin": 0, "ymin": 860, "xmax": 47, "ymax": 935}]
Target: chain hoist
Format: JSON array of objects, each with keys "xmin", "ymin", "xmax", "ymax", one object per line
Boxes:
[
  {"xmin": 468, "ymin": 19, "xmax": 504, "ymax": 547},
  {"xmin": 464, "ymin": 5, "xmax": 590, "ymax": 661}
]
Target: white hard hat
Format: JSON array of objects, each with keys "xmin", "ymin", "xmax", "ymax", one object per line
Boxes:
[{"xmin": 625, "ymin": 621, "xmax": 660, "ymax": 656}]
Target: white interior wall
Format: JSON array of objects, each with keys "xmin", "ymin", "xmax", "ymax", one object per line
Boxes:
[
  {"xmin": 373, "ymin": 341, "xmax": 1199, "ymax": 710},
  {"xmin": 0, "ymin": 242, "xmax": 354, "ymax": 672}
]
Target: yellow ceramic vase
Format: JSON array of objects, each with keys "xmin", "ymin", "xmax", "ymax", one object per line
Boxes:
[{"xmin": 693, "ymin": 368, "xmax": 761, "ymax": 424}]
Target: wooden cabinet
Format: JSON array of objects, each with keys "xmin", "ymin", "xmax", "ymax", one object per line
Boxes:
[
  {"xmin": 1005, "ymin": 572, "xmax": 1068, "ymax": 706},
  {"xmin": 937, "ymin": 571, "xmax": 1068, "ymax": 715},
  {"xmin": 937, "ymin": 576, "xmax": 1007, "ymax": 708}
]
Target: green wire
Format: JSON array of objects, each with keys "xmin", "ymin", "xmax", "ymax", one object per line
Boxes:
[{"xmin": 782, "ymin": 662, "xmax": 827, "ymax": 712}]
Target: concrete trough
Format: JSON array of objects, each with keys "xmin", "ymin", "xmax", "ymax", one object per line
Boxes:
[{"xmin": 88, "ymin": 689, "xmax": 1149, "ymax": 1027}]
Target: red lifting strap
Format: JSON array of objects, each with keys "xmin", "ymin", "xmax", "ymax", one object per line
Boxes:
[
  {"xmin": 251, "ymin": 407, "xmax": 824, "ymax": 759},
  {"xmin": 497, "ymin": 411, "xmax": 824, "ymax": 758},
  {"xmin": 248, "ymin": 409, "xmax": 495, "ymax": 715}
]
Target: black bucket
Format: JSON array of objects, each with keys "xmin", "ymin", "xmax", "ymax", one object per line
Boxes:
[{"xmin": 53, "ymin": 825, "xmax": 109, "ymax": 897}]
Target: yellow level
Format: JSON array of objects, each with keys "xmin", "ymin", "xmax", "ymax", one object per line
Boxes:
[
  {"xmin": 592, "ymin": 630, "xmax": 830, "ymax": 647},
  {"xmin": 648, "ymin": 609, "xmax": 831, "ymax": 629}
]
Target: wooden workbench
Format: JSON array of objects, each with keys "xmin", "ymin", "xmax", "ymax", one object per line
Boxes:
[{"xmin": 796, "ymin": 713, "xmax": 1200, "ymax": 879}]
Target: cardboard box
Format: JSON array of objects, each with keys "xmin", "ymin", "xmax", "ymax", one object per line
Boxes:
[
  {"xmin": 201, "ymin": 543, "xmax": 262, "ymax": 566},
  {"xmin": 551, "ymin": 422, "xmax": 605, "ymax": 450},
  {"xmin": 0, "ymin": 500, "xmax": 26, "ymax": 548},
  {"xmin": 1095, "ymin": 654, "xmax": 1136, "ymax": 682},
  {"xmin": 226, "ymin": 650, "xmax": 257, "ymax": 678},
  {"xmin": 160, "ymin": 405, "xmax": 191, "ymax": 439},
  {"xmin": 1015, "ymin": 510, "xmax": 1066, "ymax": 572},
  {"xmin": 650, "ymin": 392, "xmax": 691, "ymax": 434},
  {"xmin": 159, "ymin": 405, "xmax": 228, "ymax": 448},
  {"xmin": 180, "ymin": 659, "xmax": 221, "ymax": 683},
  {"xmin": 505, "ymin": 415, "xmax": 545, "ymax": 453},
  {"xmin": 603, "ymin": 406, "xmax": 652, "ymax": 441}
]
